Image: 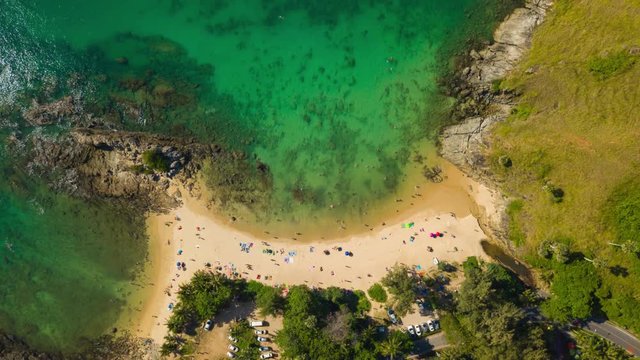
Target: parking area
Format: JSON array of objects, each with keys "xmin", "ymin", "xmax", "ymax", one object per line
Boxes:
[{"xmin": 196, "ymin": 302, "xmax": 284, "ymax": 359}]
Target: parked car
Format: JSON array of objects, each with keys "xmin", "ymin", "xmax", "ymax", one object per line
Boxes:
[
  {"xmin": 255, "ymin": 329, "xmax": 268, "ymax": 335},
  {"xmin": 259, "ymin": 346, "xmax": 272, "ymax": 352},
  {"xmin": 260, "ymin": 353, "xmax": 274, "ymax": 359},
  {"xmin": 251, "ymin": 320, "xmax": 267, "ymax": 327},
  {"xmin": 426, "ymin": 320, "xmax": 435, "ymax": 332},
  {"xmin": 407, "ymin": 325, "xmax": 415, "ymax": 336},
  {"xmin": 203, "ymin": 320, "xmax": 213, "ymax": 331},
  {"xmin": 226, "ymin": 352, "xmax": 236, "ymax": 358},
  {"xmin": 228, "ymin": 335, "xmax": 238, "ymax": 343},
  {"xmin": 257, "ymin": 336, "xmax": 269, "ymax": 342},
  {"xmin": 421, "ymin": 322, "xmax": 430, "ymax": 333},
  {"xmin": 387, "ymin": 308, "xmax": 398, "ymax": 324},
  {"xmin": 433, "ymin": 320, "xmax": 440, "ymax": 330},
  {"xmin": 415, "ymin": 325, "xmax": 422, "ymax": 336},
  {"xmin": 228, "ymin": 345, "xmax": 239, "ymax": 352}
]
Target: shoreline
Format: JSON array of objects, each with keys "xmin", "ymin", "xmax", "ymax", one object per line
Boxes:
[
  {"xmin": 125, "ymin": 160, "xmax": 494, "ymax": 346},
  {"xmin": 116, "ymin": 0, "xmax": 556, "ymax": 352},
  {"xmin": 440, "ymin": 0, "xmax": 553, "ymax": 246}
]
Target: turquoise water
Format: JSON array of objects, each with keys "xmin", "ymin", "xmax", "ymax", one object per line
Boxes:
[{"xmin": 0, "ymin": 0, "xmax": 519, "ymax": 352}]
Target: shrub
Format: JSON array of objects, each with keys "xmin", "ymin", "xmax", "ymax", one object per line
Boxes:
[
  {"xmin": 354, "ymin": 290, "xmax": 371, "ymax": 314},
  {"xmin": 367, "ymin": 283, "xmax": 388, "ymax": 303},
  {"xmin": 588, "ymin": 51, "xmax": 636, "ymax": 80},
  {"xmin": 498, "ymin": 155, "xmax": 512, "ymax": 168},
  {"xmin": 141, "ymin": 149, "xmax": 170, "ymax": 172},
  {"xmin": 511, "ymin": 103, "xmax": 534, "ymax": 119},
  {"xmin": 543, "ymin": 181, "xmax": 564, "ymax": 203}
]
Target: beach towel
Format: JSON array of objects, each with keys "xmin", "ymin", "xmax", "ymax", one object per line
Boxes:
[{"xmin": 401, "ymin": 222, "xmax": 415, "ymax": 228}]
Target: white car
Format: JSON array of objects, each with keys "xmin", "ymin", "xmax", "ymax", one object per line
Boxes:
[
  {"xmin": 407, "ymin": 325, "xmax": 415, "ymax": 336},
  {"xmin": 255, "ymin": 329, "xmax": 268, "ymax": 335},
  {"xmin": 203, "ymin": 320, "xmax": 213, "ymax": 331},
  {"xmin": 260, "ymin": 353, "xmax": 274, "ymax": 359},
  {"xmin": 228, "ymin": 345, "xmax": 239, "ymax": 352},
  {"xmin": 228, "ymin": 335, "xmax": 238, "ymax": 343},
  {"xmin": 257, "ymin": 336, "xmax": 269, "ymax": 342},
  {"xmin": 415, "ymin": 325, "xmax": 422, "ymax": 336},
  {"xmin": 426, "ymin": 320, "xmax": 435, "ymax": 332},
  {"xmin": 226, "ymin": 352, "xmax": 236, "ymax": 358}
]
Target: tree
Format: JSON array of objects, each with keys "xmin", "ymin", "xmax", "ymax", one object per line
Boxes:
[
  {"xmin": 324, "ymin": 308, "xmax": 352, "ymax": 342},
  {"xmin": 573, "ymin": 329, "xmax": 632, "ymax": 360},
  {"xmin": 538, "ymin": 240, "xmax": 552, "ymax": 259},
  {"xmin": 449, "ymin": 260, "xmax": 550, "ymax": 359},
  {"xmin": 378, "ymin": 331, "xmax": 413, "ymax": 360},
  {"xmin": 609, "ymin": 240, "xmax": 640, "ymax": 255},
  {"xmin": 381, "ymin": 264, "xmax": 415, "ymax": 316},
  {"xmin": 256, "ymin": 285, "xmax": 284, "ymax": 316},
  {"xmin": 367, "ymin": 283, "xmax": 388, "ymax": 303},
  {"xmin": 355, "ymin": 290, "xmax": 371, "ymax": 314},
  {"xmin": 541, "ymin": 262, "xmax": 600, "ymax": 322},
  {"xmin": 160, "ymin": 334, "xmax": 186, "ymax": 356},
  {"xmin": 584, "ymin": 256, "xmax": 608, "ymax": 269},
  {"xmin": 552, "ymin": 242, "xmax": 570, "ymax": 264}
]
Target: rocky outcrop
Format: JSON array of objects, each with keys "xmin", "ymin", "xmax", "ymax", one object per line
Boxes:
[
  {"xmin": 0, "ymin": 332, "xmax": 61, "ymax": 360},
  {"xmin": 26, "ymin": 129, "xmax": 222, "ymax": 212},
  {"xmin": 440, "ymin": 0, "xmax": 552, "ymax": 245},
  {"xmin": 441, "ymin": 0, "xmax": 552, "ymax": 172}
]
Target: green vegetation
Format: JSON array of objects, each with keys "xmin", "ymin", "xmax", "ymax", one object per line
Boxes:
[
  {"xmin": 604, "ymin": 180, "xmax": 640, "ymax": 244},
  {"xmin": 275, "ymin": 285, "xmax": 393, "ymax": 359},
  {"xmin": 381, "ymin": 264, "xmax": 416, "ymax": 316},
  {"xmin": 229, "ymin": 320, "xmax": 261, "ymax": 360},
  {"xmin": 440, "ymin": 259, "xmax": 549, "ymax": 359},
  {"xmin": 367, "ymin": 283, "xmax": 388, "ymax": 303},
  {"xmin": 505, "ymin": 200, "xmax": 525, "ymax": 246},
  {"xmin": 573, "ymin": 329, "xmax": 632, "ymax": 359},
  {"xmin": 249, "ymin": 280, "xmax": 285, "ymax": 316},
  {"xmin": 588, "ymin": 51, "xmax": 636, "ymax": 80},
  {"xmin": 141, "ymin": 149, "xmax": 170, "ymax": 172},
  {"xmin": 489, "ymin": 0, "xmax": 640, "ymax": 333},
  {"xmin": 377, "ymin": 330, "xmax": 413, "ymax": 360},
  {"xmin": 540, "ymin": 262, "xmax": 600, "ymax": 322}
]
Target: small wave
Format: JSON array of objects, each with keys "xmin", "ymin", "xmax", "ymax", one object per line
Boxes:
[{"xmin": 0, "ymin": 0, "xmax": 74, "ymax": 106}]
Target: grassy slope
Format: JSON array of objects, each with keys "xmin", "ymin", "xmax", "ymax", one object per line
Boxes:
[{"xmin": 488, "ymin": 0, "xmax": 640, "ymax": 327}]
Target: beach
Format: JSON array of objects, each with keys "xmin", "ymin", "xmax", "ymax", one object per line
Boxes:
[{"xmin": 117, "ymin": 162, "xmax": 498, "ymax": 345}]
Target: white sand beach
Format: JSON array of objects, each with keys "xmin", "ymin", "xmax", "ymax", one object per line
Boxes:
[{"xmin": 120, "ymin": 163, "xmax": 498, "ymax": 345}]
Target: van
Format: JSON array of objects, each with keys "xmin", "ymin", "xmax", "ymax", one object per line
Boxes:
[{"xmin": 251, "ymin": 320, "xmax": 266, "ymax": 327}]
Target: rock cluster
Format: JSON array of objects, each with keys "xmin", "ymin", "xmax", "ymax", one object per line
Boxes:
[
  {"xmin": 440, "ymin": 0, "xmax": 552, "ymax": 173},
  {"xmin": 27, "ymin": 128, "xmax": 220, "ymax": 212},
  {"xmin": 439, "ymin": 0, "xmax": 552, "ymax": 245}
]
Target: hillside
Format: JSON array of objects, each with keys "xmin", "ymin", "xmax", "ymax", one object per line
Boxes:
[{"xmin": 489, "ymin": 0, "xmax": 640, "ymax": 331}]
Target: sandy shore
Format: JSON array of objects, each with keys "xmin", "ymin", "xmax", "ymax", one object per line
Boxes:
[{"xmin": 120, "ymin": 163, "xmax": 496, "ymax": 345}]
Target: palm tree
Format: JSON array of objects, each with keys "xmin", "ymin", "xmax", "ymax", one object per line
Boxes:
[
  {"xmin": 379, "ymin": 335, "xmax": 402, "ymax": 360},
  {"xmin": 583, "ymin": 256, "xmax": 608, "ymax": 269},
  {"xmin": 609, "ymin": 240, "xmax": 640, "ymax": 254}
]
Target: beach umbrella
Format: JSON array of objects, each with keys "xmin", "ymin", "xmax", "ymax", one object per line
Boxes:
[{"xmin": 324, "ymin": 250, "xmax": 330, "ymax": 255}]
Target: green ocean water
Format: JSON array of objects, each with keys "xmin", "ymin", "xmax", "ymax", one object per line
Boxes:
[{"xmin": 0, "ymin": 0, "xmax": 519, "ymax": 352}]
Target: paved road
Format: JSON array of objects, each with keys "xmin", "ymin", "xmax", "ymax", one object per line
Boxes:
[
  {"xmin": 584, "ymin": 320, "xmax": 640, "ymax": 357},
  {"xmin": 525, "ymin": 308, "xmax": 640, "ymax": 356}
]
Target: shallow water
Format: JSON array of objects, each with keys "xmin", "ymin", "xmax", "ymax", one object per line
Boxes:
[{"xmin": 0, "ymin": 0, "xmax": 520, "ymax": 352}]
